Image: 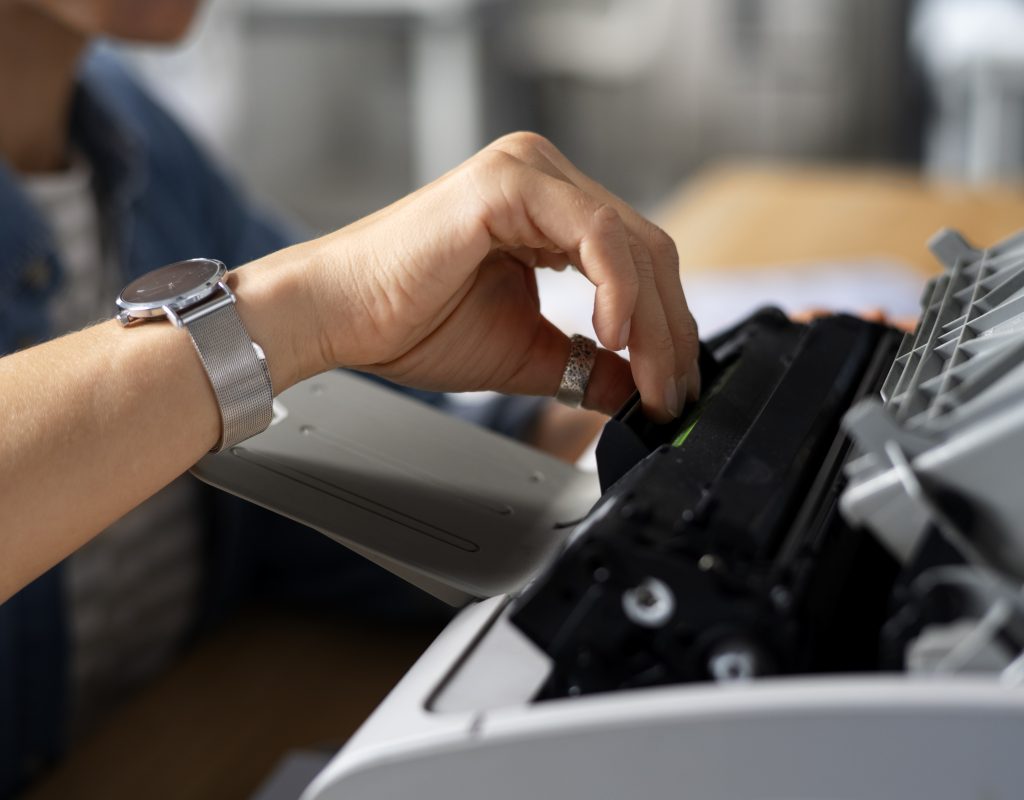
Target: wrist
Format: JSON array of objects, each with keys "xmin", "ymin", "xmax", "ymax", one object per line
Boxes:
[{"xmin": 230, "ymin": 242, "xmax": 327, "ymax": 394}]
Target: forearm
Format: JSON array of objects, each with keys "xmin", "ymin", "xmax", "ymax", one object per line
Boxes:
[{"xmin": 0, "ymin": 243, "xmax": 320, "ymax": 601}]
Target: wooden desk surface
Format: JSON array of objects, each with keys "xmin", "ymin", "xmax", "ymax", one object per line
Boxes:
[
  {"xmin": 656, "ymin": 162, "xmax": 1024, "ymax": 276},
  {"xmin": 22, "ymin": 162, "xmax": 1024, "ymax": 800}
]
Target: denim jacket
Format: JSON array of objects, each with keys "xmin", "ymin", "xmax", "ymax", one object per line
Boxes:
[{"xmin": 0, "ymin": 46, "xmax": 540, "ymax": 796}]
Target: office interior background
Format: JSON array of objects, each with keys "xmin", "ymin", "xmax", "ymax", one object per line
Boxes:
[{"xmin": 119, "ymin": 0, "xmax": 1020, "ymax": 235}]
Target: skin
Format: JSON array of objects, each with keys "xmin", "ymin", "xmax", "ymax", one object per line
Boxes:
[
  {"xmin": 29, "ymin": 0, "xmax": 200, "ymax": 40},
  {"xmin": 0, "ymin": 1, "xmax": 202, "ymax": 171},
  {"xmin": 0, "ymin": 3, "xmax": 701, "ymax": 602}
]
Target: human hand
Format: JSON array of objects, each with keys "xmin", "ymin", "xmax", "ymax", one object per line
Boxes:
[{"xmin": 248, "ymin": 133, "xmax": 699, "ymax": 422}]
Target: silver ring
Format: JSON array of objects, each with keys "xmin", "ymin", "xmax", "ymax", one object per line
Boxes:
[{"xmin": 556, "ymin": 334, "xmax": 597, "ymax": 408}]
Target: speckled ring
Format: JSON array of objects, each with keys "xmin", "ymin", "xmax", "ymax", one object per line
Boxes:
[{"xmin": 556, "ymin": 334, "xmax": 597, "ymax": 408}]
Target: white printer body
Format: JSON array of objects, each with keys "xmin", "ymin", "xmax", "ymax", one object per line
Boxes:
[
  {"xmin": 194, "ymin": 230, "xmax": 1024, "ymax": 799},
  {"xmin": 302, "ymin": 597, "xmax": 1023, "ymax": 800}
]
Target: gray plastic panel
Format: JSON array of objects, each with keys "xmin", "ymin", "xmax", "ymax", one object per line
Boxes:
[
  {"xmin": 842, "ymin": 228, "xmax": 1024, "ymax": 579},
  {"xmin": 192, "ymin": 372, "xmax": 600, "ymax": 605},
  {"xmin": 307, "ymin": 651, "xmax": 1024, "ymax": 800}
]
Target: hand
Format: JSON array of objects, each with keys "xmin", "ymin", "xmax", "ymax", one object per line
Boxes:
[{"xmin": 253, "ymin": 133, "xmax": 700, "ymax": 422}]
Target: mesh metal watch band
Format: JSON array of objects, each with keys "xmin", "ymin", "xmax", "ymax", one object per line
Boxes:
[{"xmin": 184, "ymin": 300, "xmax": 273, "ymax": 452}]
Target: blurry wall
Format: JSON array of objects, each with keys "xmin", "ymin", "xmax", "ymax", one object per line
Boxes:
[
  {"xmin": 505, "ymin": 0, "xmax": 912, "ymax": 211},
  {"xmin": 911, "ymin": 0, "xmax": 1024, "ymax": 183},
  {"xmin": 120, "ymin": 0, "xmax": 915, "ymax": 233},
  {"xmin": 239, "ymin": 13, "xmax": 413, "ymax": 232}
]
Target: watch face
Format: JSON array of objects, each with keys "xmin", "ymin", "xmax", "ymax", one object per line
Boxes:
[{"xmin": 117, "ymin": 258, "xmax": 226, "ymax": 314}]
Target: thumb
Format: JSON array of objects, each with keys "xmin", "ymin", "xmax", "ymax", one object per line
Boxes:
[{"xmin": 498, "ymin": 317, "xmax": 635, "ymax": 415}]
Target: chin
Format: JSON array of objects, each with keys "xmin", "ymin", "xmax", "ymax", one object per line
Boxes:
[
  {"xmin": 27, "ymin": 0, "xmax": 203, "ymax": 43},
  {"xmin": 106, "ymin": 0, "xmax": 204, "ymax": 43}
]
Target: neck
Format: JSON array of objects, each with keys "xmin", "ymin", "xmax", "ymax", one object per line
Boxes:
[{"xmin": 0, "ymin": 5, "xmax": 89, "ymax": 174}]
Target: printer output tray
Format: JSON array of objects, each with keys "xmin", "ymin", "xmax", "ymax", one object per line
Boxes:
[{"xmin": 191, "ymin": 371, "xmax": 600, "ymax": 606}]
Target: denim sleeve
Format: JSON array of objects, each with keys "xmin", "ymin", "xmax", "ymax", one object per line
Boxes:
[{"xmin": 0, "ymin": 569, "xmax": 67, "ymax": 799}]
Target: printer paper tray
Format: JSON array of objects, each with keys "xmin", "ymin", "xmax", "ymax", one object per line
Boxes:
[{"xmin": 191, "ymin": 371, "xmax": 600, "ymax": 605}]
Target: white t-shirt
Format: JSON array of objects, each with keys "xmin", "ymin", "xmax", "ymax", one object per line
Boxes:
[{"xmin": 23, "ymin": 156, "xmax": 203, "ymax": 732}]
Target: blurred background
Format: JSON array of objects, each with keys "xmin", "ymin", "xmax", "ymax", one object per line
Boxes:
[
  {"xmin": 115, "ymin": 0, "xmax": 1023, "ymax": 233},
  {"xmin": 112, "ymin": 0, "xmax": 1024, "ymax": 343}
]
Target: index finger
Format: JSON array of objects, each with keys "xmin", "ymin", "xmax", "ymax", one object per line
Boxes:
[
  {"xmin": 487, "ymin": 134, "xmax": 700, "ymax": 405},
  {"xmin": 467, "ymin": 150, "xmax": 639, "ymax": 353}
]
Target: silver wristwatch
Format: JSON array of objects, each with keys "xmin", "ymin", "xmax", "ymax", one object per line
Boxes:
[{"xmin": 116, "ymin": 258, "xmax": 273, "ymax": 452}]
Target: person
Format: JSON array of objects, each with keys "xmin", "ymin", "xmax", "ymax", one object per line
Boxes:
[{"xmin": 0, "ymin": 0, "xmax": 699, "ymax": 794}]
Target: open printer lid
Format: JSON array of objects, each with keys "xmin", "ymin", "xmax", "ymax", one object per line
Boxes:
[{"xmin": 191, "ymin": 371, "xmax": 601, "ymax": 606}]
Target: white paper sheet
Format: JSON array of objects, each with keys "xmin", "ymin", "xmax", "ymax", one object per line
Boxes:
[{"xmin": 535, "ymin": 259, "xmax": 925, "ymax": 342}]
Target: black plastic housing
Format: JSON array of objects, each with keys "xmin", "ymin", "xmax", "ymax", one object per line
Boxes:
[{"xmin": 512, "ymin": 309, "xmax": 903, "ymax": 698}]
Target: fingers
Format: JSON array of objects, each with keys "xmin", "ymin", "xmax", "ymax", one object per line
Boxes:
[
  {"xmin": 480, "ymin": 132, "xmax": 699, "ymax": 420},
  {"xmin": 639, "ymin": 227, "xmax": 701, "ymax": 402},
  {"xmin": 499, "ymin": 316, "xmax": 635, "ymax": 416},
  {"xmin": 586, "ymin": 346, "xmax": 637, "ymax": 414},
  {"xmin": 468, "ymin": 149, "xmax": 639, "ymax": 352},
  {"xmin": 498, "ymin": 134, "xmax": 700, "ymax": 398},
  {"xmin": 624, "ymin": 238, "xmax": 688, "ymax": 419}
]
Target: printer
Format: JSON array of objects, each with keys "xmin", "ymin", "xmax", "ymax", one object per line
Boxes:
[{"xmin": 194, "ymin": 228, "xmax": 1024, "ymax": 799}]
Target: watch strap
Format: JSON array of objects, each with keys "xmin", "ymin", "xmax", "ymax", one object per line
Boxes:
[{"xmin": 185, "ymin": 300, "xmax": 273, "ymax": 452}]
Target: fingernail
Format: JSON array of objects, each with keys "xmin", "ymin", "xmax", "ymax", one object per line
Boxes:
[
  {"xmin": 664, "ymin": 376, "xmax": 682, "ymax": 418},
  {"xmin": 618, "ymin": 320, "xmax": 631, "ymax": 350},
  {"xmin": 687, "ymin": 358, "xmax": 702, "ymax": 401}
]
